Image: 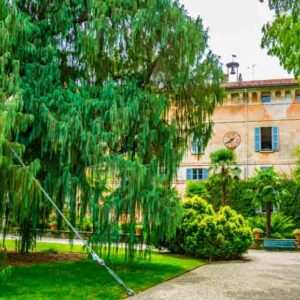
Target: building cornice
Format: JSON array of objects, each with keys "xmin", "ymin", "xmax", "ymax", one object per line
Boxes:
[{"xmin": 222, "ymin": 78, "xmax": 299, "ymax": 90}]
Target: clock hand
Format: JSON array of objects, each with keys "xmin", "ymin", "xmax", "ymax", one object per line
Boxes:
[{"xmin": 225, "ymin": 137, "xmax": 235, "ymax": 145}]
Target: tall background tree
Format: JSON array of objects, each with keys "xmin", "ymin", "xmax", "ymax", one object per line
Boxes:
[
  {"xmin": 261, "ymin": 0, "xmax": 300, "ymax": 76},
  {"xmin": 209, "ymin": 149, "xmax": 240, "ymax": 206},
  {"xmin": 0, "ymin": 2, "xmax": 44, "ymax": 252},
  {"xmin": 0, "ymin": 0, "xmax": 223, "ymax": 257},
  {"xmin": 249, "ymin": 168, "xmax": 283, "ymax": 238}
]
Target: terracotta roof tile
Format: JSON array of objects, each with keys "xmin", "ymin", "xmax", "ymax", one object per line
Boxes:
[{"xmin": 223, "ymin": 78, "xmax": 298, "ymax": 89}]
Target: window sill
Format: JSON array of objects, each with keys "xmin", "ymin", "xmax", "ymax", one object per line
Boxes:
[
  {"xmin": 186, "ymin": 179, "xmax": 206, "ymax": 181},
  {"xmin": 259, "ymin": 150, "xmax": 275, "ymax": 153}
]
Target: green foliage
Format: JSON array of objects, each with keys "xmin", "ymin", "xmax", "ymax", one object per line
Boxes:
[
  {"xmin": 206, "ymin": 179, "xmax": 257, "ymax": 216},
  {"xmin": 210, "ymin": 148, "xmax": 236, "ymax": 164},
  {"xmin": 228, "ymin": 181, "xmax": 256, "ymax": 217},
  {"xmin": 293, "ymin": 228, "xmax": 300, "ymax": 234},
  {"xmin": 166, "ymin": 196, "xmax": 252, "ymax": 260},
  {"xmin": 247, "ymin": 213, "xmax": 295, "ymax": 238},
  {"xmin": 208, "ymin": 149, "xmax": 241, "ymax": 206},
  {"xmin": 42, "ymin": 248, "xmax": 59, "ymax": 254},
  {"xmin": 262, "ymin": 0, "xmax": 300, "ymax": 76},
  {"xmin": 252, "ymin": 228, "xmax": 264, "ymax": 234},
  {"xmin": 185, "ymin": 181, "xmax": 209, "ymax": 198},
  {"xmin": 249, "ymin": 168, "xmax": 283, "ymax": 206},
  {"xmin": 0, "ymin": 1, "xmax": 42, "ymax": 253},
  {"xmin": 247, "ymin": 168, "xmax": 285, "ymax": 238},
  {"xmin": 0, "ymin": 0, "xmax": 223, "ymax": 259},
  {"xmin": 279, "ymin": 179, "xmax": 300, "ymax": 227}
]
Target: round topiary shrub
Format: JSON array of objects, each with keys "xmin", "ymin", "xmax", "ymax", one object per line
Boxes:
[
  {"xmin": 166, "ymin": 196, "xmax": 252, "ymax": 260},
  {"xmin": 164, "ymin": 196, "xmax": 214, "ymax": 254},
  {"xmin": 212, "ymin": 206, "xmax": 253, "ymax": 259}
]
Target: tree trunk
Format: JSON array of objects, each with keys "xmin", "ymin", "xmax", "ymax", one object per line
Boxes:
[
  {"xmin": 265, "ymin": 202, "xmax": 272, "ymax": 238},
  {"xmin": 221, "ymin": 184, "xmax": 226, "ymax": 206},
  {"xmin": 221, "ymin": 167, "xmax": 226, "ymax": 206}
]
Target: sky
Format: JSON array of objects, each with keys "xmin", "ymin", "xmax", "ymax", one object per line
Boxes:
[{"xmin": 180, "ymin": 0, "xmax": 293, "ymax": 81}]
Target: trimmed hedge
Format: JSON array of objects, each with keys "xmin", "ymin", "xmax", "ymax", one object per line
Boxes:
[{"xmin": 280, "ymin": 180, "xmax": 300, "ymax": 228}]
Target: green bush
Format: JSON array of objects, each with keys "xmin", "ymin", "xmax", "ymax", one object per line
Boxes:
[
  {"xmin": 228, "ymin": 181, "xmax": 256, "ymax": 217},
  {"xmin": 205, "ymin": 179, "xmax": 257, "ymax": 216},
  {"xmin": 166, "ymin": 196, "xmax": 252, "ymax": 260},
  {"xmin": 280, "ymin": 180, "xmax": 300, "ymax": 228},
  {"xmin": 293, "ymin": 229, "xmax": 300, "ymax": 235},
  {"xmin": 247, "ymin": 213, "xmax": 295, "ymax": 238},
  {"xmin": 185, "ymin": 181, "xmax": 209, "ymax": 199}
]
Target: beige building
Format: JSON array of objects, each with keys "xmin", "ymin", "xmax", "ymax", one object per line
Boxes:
[{"xmin": 176, "ymin": 78, "xmax": 300, "ymax": 195}]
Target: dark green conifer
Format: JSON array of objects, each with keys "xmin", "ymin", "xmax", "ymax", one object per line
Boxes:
[{"xmin": 0, "ymin": 0, "xmax": 223, "ymax": 258}]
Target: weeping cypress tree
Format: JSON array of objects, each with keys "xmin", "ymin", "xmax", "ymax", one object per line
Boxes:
[
  {"xmin": 0, "ymin": 2, "xmax": 44, "ymax": 252},
  {"xmin": 0, "ymin": 0, "xmax": 223, "ymax": 259}
]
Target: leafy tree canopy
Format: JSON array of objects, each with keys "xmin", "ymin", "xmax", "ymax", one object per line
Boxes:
[
  {"xmin": 262, "ymin": 0, "xmax": 300, "ymax": 76},
  {"xmin": 0, "ymin": 0, "xmax": 223, "ymax": 257},
  {"xmin": 209, "ymin": 148, "xmax": 240, "ymax": 206}
]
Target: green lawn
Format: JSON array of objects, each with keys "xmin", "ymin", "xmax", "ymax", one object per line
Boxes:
[{"xmin": 2, "ymin": 241, "xmax": 204, "ymax": 299}]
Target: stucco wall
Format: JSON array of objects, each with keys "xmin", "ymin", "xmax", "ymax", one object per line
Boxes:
[{"xmin": 175, "ymin": 85, "xmax": 300, "ymax": 195}]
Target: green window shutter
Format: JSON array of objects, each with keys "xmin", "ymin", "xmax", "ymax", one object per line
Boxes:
[
  {"xmin": 186, "ymin": 169, "xmax": 192, "ymax": 180},
  {"xmin": 203, "ymin": 169, "xmax": 209, "ymax": 180},
  {"xmin": 272, "ymin": 127, "xmax": 279, "ymax": 151},
  {"xmin": 255, "ymin": 128, "xmax": 261, "ymax": 152}
]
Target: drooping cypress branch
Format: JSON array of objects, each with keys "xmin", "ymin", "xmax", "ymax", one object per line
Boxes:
[{"xmin": 0, "ymin": 0, "xmax": 224, "ymax": 259}]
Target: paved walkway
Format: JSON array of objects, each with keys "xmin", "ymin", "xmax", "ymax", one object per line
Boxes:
[
  {"xmin": 133, "ymin": 250, "xmax": 300, "ymax": 300},
  {"xmin": 5, "ymin": 234, "xmax": 85, "ymax": 245}
]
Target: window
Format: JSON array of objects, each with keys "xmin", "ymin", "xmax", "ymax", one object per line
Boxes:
[
  {"xmin": 275, "ymin": 91, "xmax": 281, "ymax": 101},
  {"xmin": 255, "ymin": 127, "xmax": 279, "ymax": 152},
  {"xmin": 231, "ymin": 93, "xmax": 240, "ymax": 105},
  {"xmin": 285, "ymin": 90, "xmax": 292, "ymax": 101},
  {"xmin": 186, "ymin": 168, "xmax": 209, "ymax": 181},
  {"xmin": 252, "ymin": 92, "xmax": 258, "ymax": 103},
  {"xmin": 191, "ymin": 140, "xmax": 204, "ymax": 155},
  {"xmin": 231, "ymin": 93, "xmax": 239, "ymax": 101},
  {"xmin": 261, "ymin": 127, "xmax": 272, "ymax": 150},
  {"xmin": 260, "ymin": 166, "xmax": 272, "ymax": 171},
  {"xmin": 256, "ymin": 205, "xmax": 278, "ymax": 214},
  {"xmin": 261, "ymin": 92, "xmax": 271, "ymax": 103}
]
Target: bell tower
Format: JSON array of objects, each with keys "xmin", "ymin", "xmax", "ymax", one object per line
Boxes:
[{"xmin": 226, "ymin": 55, "xmax": 240, "ymax": 82}]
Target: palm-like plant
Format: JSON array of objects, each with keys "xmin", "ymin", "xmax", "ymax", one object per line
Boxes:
[
  {"xmin": 250, "ymin": 168, "xmax": 284, "ymax": 238},
  {"xmin": 209, "ymin": 149, "xmax": 241, "ymax": 206},
  {"xmin": 248, "ymin": 213, "xmax": 295, "ymax": 238}
]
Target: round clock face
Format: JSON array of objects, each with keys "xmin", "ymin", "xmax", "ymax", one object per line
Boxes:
[{"xmin": 223, "ymin": 132, "xmax": 241, "ymax": 149}]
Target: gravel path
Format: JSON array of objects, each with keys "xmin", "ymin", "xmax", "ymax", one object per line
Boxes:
[{"xmin": 132, "ymin": 250, "xmax": 300, "ymax": 300}]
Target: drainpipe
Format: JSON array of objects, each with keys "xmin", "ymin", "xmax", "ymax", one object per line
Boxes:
[{"xmin": 244, "ymin": 89, "xmax": 249, "ymax": 180}]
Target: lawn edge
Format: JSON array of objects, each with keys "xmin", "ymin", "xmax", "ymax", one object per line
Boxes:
[{"xmin": 122, "ymin": 258, "xmax": 206, "ymax": 299}]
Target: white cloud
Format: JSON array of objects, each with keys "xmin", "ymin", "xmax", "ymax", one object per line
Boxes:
[{"xmin": 180, "ymin": 0, "xmax": 292, "ymax": 80}]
